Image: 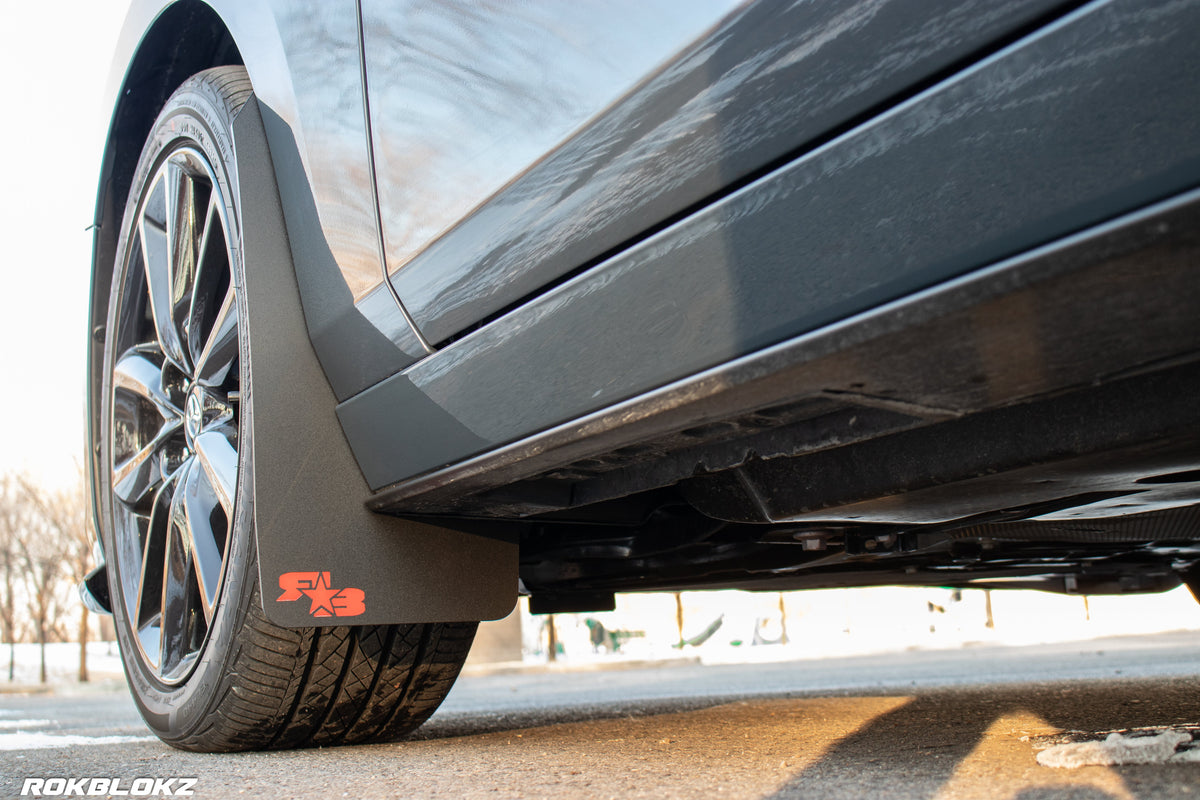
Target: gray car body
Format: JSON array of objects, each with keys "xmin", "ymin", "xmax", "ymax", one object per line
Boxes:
[{"xmin": 89, "ymin": 0, "xmax": 1200, "ymax": 624}]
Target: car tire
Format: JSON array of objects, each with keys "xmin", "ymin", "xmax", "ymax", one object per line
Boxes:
[{"xmin": 97, "ymin": 66, "xmax": 477, "ymax": 752}]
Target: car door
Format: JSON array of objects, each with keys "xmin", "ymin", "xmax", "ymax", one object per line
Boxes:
[
  {"xmin": 359, "ymin": 0, "xmax": 743, "ymax": 344},
  {"xmin": 362, "ymin": 0, "xmax": 1071, "ymax": 347}
]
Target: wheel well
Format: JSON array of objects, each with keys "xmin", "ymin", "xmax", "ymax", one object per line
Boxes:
[
  {"xmin": 87, "ymin": 1, "xmax": 242, "ymax": 538},
  {"xmin": 94, "ymin": 2, "xmax": 242, "ymax": 286}
]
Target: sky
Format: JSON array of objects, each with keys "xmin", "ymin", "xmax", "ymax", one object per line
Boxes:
[{"xmin": 0, "ymin": 2, "xmax": 131, "ymax": 487}]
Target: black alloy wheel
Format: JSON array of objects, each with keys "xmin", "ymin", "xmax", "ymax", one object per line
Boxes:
[{"xmin": 107, "ymin": 141, "xmax": 240, "ymax": 685}]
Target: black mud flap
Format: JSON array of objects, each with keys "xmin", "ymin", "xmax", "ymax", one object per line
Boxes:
[{"xmin": 234, "ymin": 97, "xmax": 517, "ymax": 627}]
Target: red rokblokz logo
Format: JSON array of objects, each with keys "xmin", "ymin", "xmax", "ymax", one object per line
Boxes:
[{"xmin": 277, "ymin": 571, "xmax": 365, "ymax": 617}]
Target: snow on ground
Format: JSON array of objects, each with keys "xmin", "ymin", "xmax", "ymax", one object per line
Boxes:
[
  {"xmin": 1037, "ymin": 730, "xmax": 1199, "ymax": 767},
  {"xmin": 0, "ymin": 642, "xmax": 125, "ymax": 690},
  {"xmin": 519, "ymin": 584, "xmax": 1200, "ymax": 667},
  {"xmin": 0, "ymin": 731, "xmax": 153, "ymax": 751}
]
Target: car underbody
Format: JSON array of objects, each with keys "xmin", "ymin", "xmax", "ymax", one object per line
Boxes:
[{"xmin": 373, "ymin": 191, "xmax": 1200, "ymax": 609}]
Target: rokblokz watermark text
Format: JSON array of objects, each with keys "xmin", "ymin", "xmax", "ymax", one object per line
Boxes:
[{"xmin": 21, "ymin": 777, "xmax": 197, "ymax": 796}]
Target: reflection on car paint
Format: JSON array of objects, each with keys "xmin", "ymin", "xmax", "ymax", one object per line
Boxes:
[
  {"xmin": 361, "ymin": 0, "xmax": 740, "ymax": 319},
  {"xmin": 380, "ymin": 0, "xmax": 1068, "ymax": 345}
]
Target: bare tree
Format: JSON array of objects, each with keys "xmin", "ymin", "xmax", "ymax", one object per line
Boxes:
[
  {"xmin": 61, "ymin": 475, "xmax": 96, "ymax": 683},
  {"xmin": 15, "ymin": 515, "xmax": 62, "ymax": 683},
  {"xmin": 0, "ymin": 474, "xmax": 22, "ymax": 681},
  {"xmin": 18, "ymin": 473, "xmax": 94, "ymax": 683}
]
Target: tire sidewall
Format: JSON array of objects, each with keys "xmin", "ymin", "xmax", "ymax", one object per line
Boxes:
[{"xmin": 99, "ymin": 74, "xmax": 259, "ymax": 744}]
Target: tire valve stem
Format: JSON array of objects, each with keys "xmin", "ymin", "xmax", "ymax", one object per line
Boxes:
[{"xmin": 227, "ymin": 390, "xmax": 241, "ymax": 404}]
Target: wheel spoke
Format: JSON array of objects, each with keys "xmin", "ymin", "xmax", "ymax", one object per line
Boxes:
[
  {"xmin": 112, "ymin": 350, "xmax": 180, "ymax": 417},
  {"xmin": 180, "ymin": 460, "xmax": 226, "ymax": 622},
  {"xmin": 135, "ymin": 473, "xmax": 175, "ymax": 636},
  {"xmin": 140, "ymin": 173, "xmax": 189, "ymax": 371},
  {"xmin": 112, "ymin": 423, "xmax": 181, "ymax": 507},
  {"xmin": 166, "ymin": 161, "xmax": 204, "ymax": 353},
  {"xmin": 114, "ymin": 510, "xmax": 149, "ymax": 624},
  {"xmin": 193, "ymin": 428, "xmax": 238, "ymax": 516},
  {"xmin": 161, "ymin": 478, "xmax": 198, "ymax": 676},
  {"xmin": 136, "ymin": 621, "xmax": 162, "ymax": 671},
  {"xmin": 193, "ymin": 286, "xmax": 238, "ymax": 387},
  {"xmin": 186, "ymin": 196, "xmax": 231, "ymax": 368},
  {"xmin": 111, "ymin": 350, "xmax": 184, "ymax": 505}
]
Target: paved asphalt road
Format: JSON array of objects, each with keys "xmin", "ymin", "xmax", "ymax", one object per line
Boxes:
[{"xmin": 2, "ymin": 631, "xmax": 1199, "ymax": 799}]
